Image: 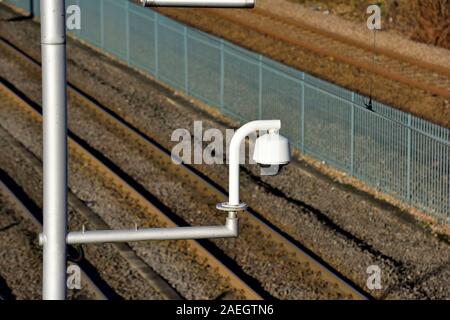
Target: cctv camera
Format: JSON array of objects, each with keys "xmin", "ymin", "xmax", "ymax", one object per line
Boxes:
[
  {"xmin": 258, "ymin": 163, "xmax": 289, "ymax": 176},
  {"xmin": 253, "ymin": 130, "xmax": 290, "ymax": 175}
]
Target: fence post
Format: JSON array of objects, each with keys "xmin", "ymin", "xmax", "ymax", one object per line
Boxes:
[
  {"xmin": 184, "ymin": 26, "xmax": 189, "ymax": 94},
  {"xmin": 30, "ymin": 0, "xmax": 35, "ymax": 16},
  {"xmin": 155, "ymin": 12, "xmax": 159, "ymax": 80},
  {"xmin": 220, "ymin": 38, "xmax": 224, "ymax": 112},
  {"xmin": 300, "ymin": 72, "xmax": 305, "ymax": 155},
  {"xmin": 407, "ymin": 114, "xmax": 412, "ymax": 203},
  {"xmin": 125, "ymin": 1, "xmax": 130, "ymax": 64},
  {"xmin": 350, "ymin": 92, "xmax": 355, "ymax": 176},
  {"xmin": 258, "ymin": 54, "xmax": 262, "ymax": 119},
  {"xmin": 75, "ymin": 0, "xmax": 80, "ymax": 37},
  {"xmin": 100, "ymin": 0, "xmax": 105, "ymax": 48}
]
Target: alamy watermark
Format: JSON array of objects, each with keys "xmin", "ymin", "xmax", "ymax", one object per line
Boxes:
[
  {"xmin": 66, "ymin": 5, "xmax": 81, "ymax": 31},
  {"xmin": 171, "ymin": 121, "xmax": 256, "ymax": 165},
  {"xmin": 67, "ymin": 264, "xmax": 81, "ymax": 290},
  {"xmin": 171, "ymin": 121, "xmax": 283, "ymax": 175},
  {"xmin": 367, "ymin": 4, "xmax": 382, "ymax": 30},
  {"xmin": 366, "ymin": 265, "xmax": 382, "ymax": 290}
]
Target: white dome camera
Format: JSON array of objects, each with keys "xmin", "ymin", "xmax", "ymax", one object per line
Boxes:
[{"xmin": 253, "ymin": 129, "xmax": 291, "ymax": 175}]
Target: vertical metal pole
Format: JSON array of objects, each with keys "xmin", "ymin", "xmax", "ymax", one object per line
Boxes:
[{"xmin": 40, "ymin": 0, "xmax": 68, "ymax": 300}]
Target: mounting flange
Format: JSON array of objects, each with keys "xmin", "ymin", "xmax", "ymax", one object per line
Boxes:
[{"xmin": 216, "ymin": 202, "xmax": 248, "ymax": 212}]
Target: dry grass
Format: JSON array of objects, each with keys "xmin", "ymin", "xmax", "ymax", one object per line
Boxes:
[
  {"xmin": 288, "ymin": 0, "xmax": 450, "ymax": 49},
  {"xmin": 398, "ymin": 0, "xmax": 450, "ymax": 49}
]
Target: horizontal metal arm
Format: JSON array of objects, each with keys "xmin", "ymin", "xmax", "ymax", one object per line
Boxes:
[
  {"xmin": 141, "ymin": 0, "xmax": 255, "ymax": 7},
  {"xmin": 65, "ymin": 215, "xmax": 238, "ymax": 244}
]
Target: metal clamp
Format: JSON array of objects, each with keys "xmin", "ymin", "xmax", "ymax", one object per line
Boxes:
[{"xmin": 216, "ymin": 202, "xmax": 248, "ymax": 212}]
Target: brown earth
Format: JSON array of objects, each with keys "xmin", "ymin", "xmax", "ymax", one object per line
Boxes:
[{"xmin": 288, "ymin": 0, "xmax": 450, "ymax": 50}]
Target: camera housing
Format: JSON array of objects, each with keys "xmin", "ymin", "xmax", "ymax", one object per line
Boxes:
[{"xmin": 253, "ymin": 130, "xmax": 291, "ymax": 175}]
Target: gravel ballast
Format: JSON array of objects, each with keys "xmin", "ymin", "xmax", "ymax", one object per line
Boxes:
[
  {"xmin": 0, "ymin": 176, "xmax": 100, "ymax": 300},
  {"xmin": 0, "ymin": 106, "xmax": 240, "ymax": 299},
  {"xmin": 0, "ymin": 4, "xmax": 449, "ymax": 299},
  {"xmin": 0, "ymin": 46, "xmax": 351, "ymax": 300}
]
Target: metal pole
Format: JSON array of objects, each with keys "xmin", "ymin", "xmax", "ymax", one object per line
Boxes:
[
  {"xmin": 40, "ymin": 0, "xmax": 68, "ymax": 300},
  {"xmin": 66, "ymin": 216, "xmax": 238, "ymax": 244}
]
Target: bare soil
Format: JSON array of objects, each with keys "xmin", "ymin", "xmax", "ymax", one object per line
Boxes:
[{"xmin": 288, "ymin": 0, "xmax": 450, "ymax": 50}]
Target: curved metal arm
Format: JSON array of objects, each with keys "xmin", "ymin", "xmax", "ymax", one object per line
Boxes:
[
  {"xmin": 228, "ymin": 120, "xmax": 281, "ymax": 205},
  {"xmin": 54, "ymin": 120, "xmax": 281, "ymax": 245}
]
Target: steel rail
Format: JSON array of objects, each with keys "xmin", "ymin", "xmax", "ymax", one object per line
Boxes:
[
  {"xmin": 0, "ymin": 80, "xmax": 263, "ymax": 300},
  {"xmin": 72, "ymin": 88, "xmax": 368, "ymax": 299},
  {"xmin": 0, "ymin": 35, "xmax": 369, "ymax": 299},
  {"xmin": 0, "ymin": 174, "xmax": 108, "ymax": 300},
  {"xmin": 0, "ymin": 118, "xmax": 181, "ymax": 300}
]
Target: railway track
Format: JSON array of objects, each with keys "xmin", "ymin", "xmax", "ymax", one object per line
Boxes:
[
  {"xmin": 0, "ymin": 126, "xmax": 187, "ymax": 300},
  {"xmin": 201, "ymin": 7, "xmax": 450, "ymax": 100},
  {"xmin": 0, "ymin": 80, "xmax": 262, "ymax": 300},
  {"xmin": 0, "ymin": 170, "xmax": 111, "ymax": 300},
  {"xmin": 0, "ymin": 36, "xmax": 370, "ymax": 299}
]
